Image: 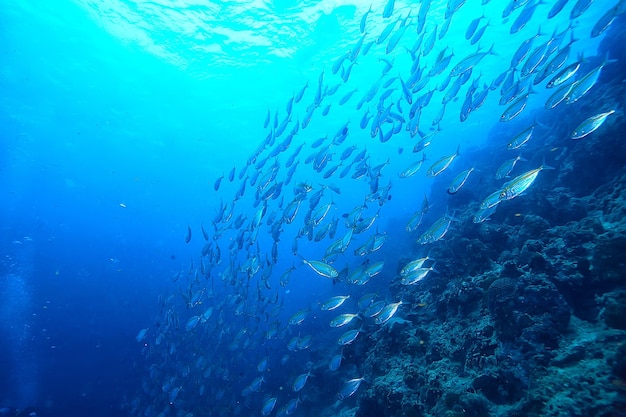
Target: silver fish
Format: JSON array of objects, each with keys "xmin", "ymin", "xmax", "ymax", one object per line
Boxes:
[
  {"xmin": 566, "ymin": 57, "xmax": 615, "ymax": 104},
  {"xmin": 548, "ymin": 0, "xmax": 569, "ymax": 18},
  {"xmin": 338, "ymin": 377, "xmax": 364, "ymax": 400},
  {"xmin": 507, "ymin": 123, "xmax": 536, "ymax": 150},
  {"xmin": 546, "ymin": 59, "xmax": 581, "ymax": 89},
  {"xmin": 473, "ymin": 205, "xmax": 498, "ymax": 223},
  {"xmin": 499, "ymin": 162, "xmax": 555, "ymax": 202},
  {"xmin": 447, "ymin": 167, "xmax": 474, "ymax": 194},
  {"xmin": 375, "ymin": 301, "xmax": 403, "ymax": 324},
  {"xmin": 480, "ymin": 189, "xmax": 503, "ymax": 209},
  {"xmin": 427, "ymin": 145, "xmax": 460, "ymax": 177},
  {"xmin": 401, "ymin": 265, "xmax": 436, "ymax": 285},
  {"xmin": 496, "ymin": 155, "xmax": 526, "ymax": 180},
  {"xmin": 571, "ymin": 110, "xmax": 615, "ymax": 139},
  {"xmin": 338, "ymin": 329, "xmax": 362, "ymax": 345},
  {"xmin": 302, "ymin": 258, "xmax": 338, "ymax": 278},
  {"xmin": 449, "ymin": 44, "xmax": 495, "ymax": 77},
  {"xmin": 545, "ymin": 82, "xmax": 574, "ymax": 108},
  {"xmin": 591, "ymin": 5, "xmax": 620, "ymax": 38},
  {"xmin": 321, "ymin": 295, "xmax": 350, "ymax": 311},
  {"xmin": 330, "ymin": 313, "xmax": 360, "ymax": 328},
  {"xmin": 500, "ymin": 88, "xmax": 533, "ymax": 122}
]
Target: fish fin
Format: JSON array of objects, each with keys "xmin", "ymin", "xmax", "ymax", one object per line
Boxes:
[{"xmin": 540, "ymin": 156, "xmax": 556, "ymax": 170}]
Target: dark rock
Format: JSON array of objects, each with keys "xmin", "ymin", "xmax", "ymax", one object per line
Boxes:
[
  {"xmin": 612, "ymin": 343, "xmax": 626, "ymax": 381},
  {"xmin": 472, "ymin": 370, "xmax": 524, "ymax": 405},
  {"xmin": 458, "ymin": 392, "xmax": 491, "ymax": 417},
  {"xmin": 604, "ymin": 293, "xmax": 626, "ymax": 330},
  {"xmin": 551, "ymin": 343, "xmax": 586, "ymax": 367}
]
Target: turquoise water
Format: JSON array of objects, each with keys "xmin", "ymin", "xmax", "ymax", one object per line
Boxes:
[{"xmin": 1, "ymin": 1, "xmax": 625, "ymax": 416}]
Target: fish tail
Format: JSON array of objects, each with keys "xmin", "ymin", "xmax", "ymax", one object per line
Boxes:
[{"xmin": 540, "ymin": 156, "xmax": 555, "ymax": 170}]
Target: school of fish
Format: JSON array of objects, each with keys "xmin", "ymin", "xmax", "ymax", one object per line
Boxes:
[{"xmin": 130, "ymin": 1, "xmax": 622, "ymax": 416}]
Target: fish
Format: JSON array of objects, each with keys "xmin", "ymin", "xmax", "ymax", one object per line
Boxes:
[
  {"xmin": 377, "ymin": 19, "xmax": 399, "ymax": 45},
  {"xmin": 470, "ymin": 20, "xmax": 489, "ymax": 45},
  {"xmin": 302, "ymin": 258, "xmax": 339, "ymax": 278},
  {"xmin": 383, "ymin": 0, "xmax": 395, "ymax": 18},
  {"xmin": 321, "ymin": 295, "xmax": 350, "ymax": 311},
  {"xmin": 399, "ymin": 154, "xmax": 427, "ymax": 178},
  {"xmin": 310, "ymin": 202, "xmax": 334, "ymax": 226},
  {"xmin": 358, "ymin": 293, "xmax": 378, "ymax": 310},
  {"xmin": 284, "ymin": 398, "xmax": 299, "ymax": 415},
  {"xmin": 386, "ymin": 23, "xmax": 408, "ymax": 54},
  {"xmin": 566, "ymin": 57, "xmax": 616, "ymax": 104},
  {"xmin": 292, "ymin": 372, "xmax": 313, "ymax": 392},
  {"xmin": 510, "ymin": 0, "xmax": 543, "ymax": 34},
  {"xmin": 427, "ymin": 145, "xmax": 460, "ymax": 177},
  {"xmin": 329, "ymin": 353, "xmax": 343, "ymax": 371},
  {"xmin": 136, "ymin": 328, "xmax": 148, "ymax": 342},
  {"xmin": 349, "ymin": 32, "xmax": 367, "ymax": 62},
  {"xmin": 295, "ymin": 81, "xmax": 308, "ymax": 103},
  {"xmin": 473, "ymin": 204, "xmax": 498, "ymax": 223},
  {"xmin": 360, "ymin": 4, "xmax": 372, "ymax": 33},
  {"xmin": 338, "ymin": 329, "xmax": 362, "ymax": 345},
  {"xmin": 416, "ymin": 0, "xmax": 430, "ymax": 33},
  {"xmin": 375, "ymin": 301, "xmax": 402, "ymax": 324},
  {"xmin": 511, "ymin": 28, "xmax": 542, "ymax": 68},
  {"xmin": 571, "ymin": 110, "xmax": 615, "ymax": 139},
  {"xmin": 339, "ymin": 88, "xmax": 358, "ymax": 106},
  {"xmin": 185, "ymin": 315, "xmax": 201, "ymax": 332},
  {"xmin": 338, "ymin": 378, "xmax": 365, "ymax": 400},
  {"xmin": 263, "ymin": 109, "xmax": 271, "ymax": 128},
  {"xmin": 547, "ymin": 59, "xmax": 581, "ymax": 89},
  {"xmin": 422, "ymin": 25, "xmax": 438, "ymax": 57},
  {"xmin": 364, "ymin": 261, "xmax": 385, "ymax": 277},
  {"xmin": 417, "ymin": 214, "xmax": 456, "ymax": 244},
  {"xmin": 449, "ymin": 45, "xmax": 495, "ymax": 77},
  {"xmin": 591, "ymin": 5, "xmax": 620, "ymax": 38},
  {"xmin": 545, "ymin": 82, "xmax": 574, "ymax": 109},
  {"xmin": 363, "ymin": 300, "xmax": 386, "ymax": 317},
  {"xmin": 289, "ymin": 309, "xmax": 309, "ymax": 325},
  {"xmin": 257, "ymin": 356, "xmax": 269, "ymax": 373},
  {"xmin": 330, "ymin": 313, "xmax": 360, "ymax": 328},
  {"xmin": 496, "ymin": 155, "xmax": 526, "ymax": 180},
  {"xmin": 507, "ymin": 123, "xmax": 536, "ymax": 150},
  {"xmin": 499, "ymin": 161, "xmax": 555, "ymax": 202},
  {"xmin": 213, "ymin": 175, "xmax": 224, "ymax": 191},
  {"xmin": 570, "ymin": 0, "xmax": 593, "ymax": 19},
  {"xmin": 447, "ymin": 167, "xmax": 474, "ymax": 194},
  {"xmin": 400, "ymin": 256, "xmax": 432, "ymax": 276},
  {"xmin": 500, "ymin": 88, "xmax": 533, "ymax": 122},
  {"xmin": 261, "ymin": 397, "xmax": 277, "ymax": 416},
  {"xmin": 465, "ymin": 14, "xmax": 485, "ymax": 40},
  {"xmin": 401, "ymin": 265, "xmax": 436, "ymax": 285},
  {"xmin": 185, "ymin": 225, "xmax": 192, "ymax": 243},
  {"xmin": 548, "ymin": 0, "xmax": 569, "ymax": 18},
  {"xmin": 283, "ymin": 199, "xmax": 301, "ymax": 224},
  {"xmin": 446, "ymin": 0, "xmax": 468, "ymax": 18},
  {"xmin": 503, "ymin": 0, "xmax": 530, "ymax": 18}
]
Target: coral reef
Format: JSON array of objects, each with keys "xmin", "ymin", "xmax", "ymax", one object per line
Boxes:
[{"xmin": 336, "ymin": 23, "xmax": 626, "ymax": 417}]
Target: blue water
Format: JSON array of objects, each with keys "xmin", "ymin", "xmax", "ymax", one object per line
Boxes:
[{"xmin": 1, "ymin": 0, "xmax": 625, "ymax": 416}]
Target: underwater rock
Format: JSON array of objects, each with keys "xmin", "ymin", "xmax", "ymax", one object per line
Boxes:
[
  {"xmin": 602, "ymin": 292, "xmax": 626, "ymax": 330},
  {"xmin": 521, "ymin": 214, "xmax": 550, "ymax": 238},
  {"xmin": 551, "ymin": 341, "xmax": 587, "ymax": 367},
  {"xmin": 488, "ymin": 278, "xmax": 517, "ymax": 305},
  {"xmin": 488, "ymin": 278, "xmax": 519, "ymax": 341},
  {"xmin": 611, "ymin": 342, "xmax": 626, "ymax": 381},
  {"xmin": 472, "ymin": 370, "xmax": 525, "ymax": 405},
  {"xmin": 592, "ymin": 231, "xmax": 626, "ymax": 286}
]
